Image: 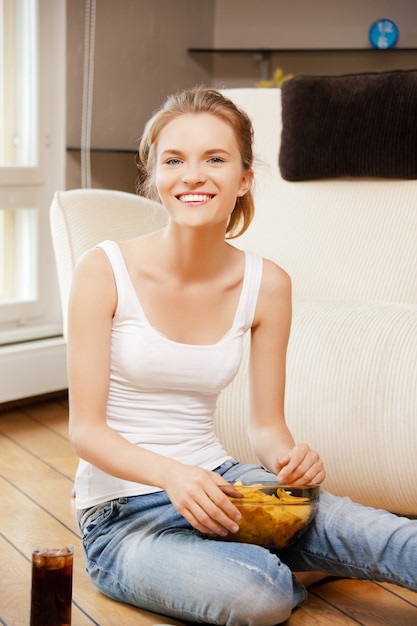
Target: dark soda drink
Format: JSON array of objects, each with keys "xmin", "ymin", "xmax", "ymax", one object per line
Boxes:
[{"xmin": 30, "ymin": 545, "xmax": 73, "ymax": 626}]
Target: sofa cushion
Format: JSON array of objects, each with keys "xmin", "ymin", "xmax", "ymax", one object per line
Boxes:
[{"xmin": 279, "ymin": 69, "xmax": 417, "ymax": 181}]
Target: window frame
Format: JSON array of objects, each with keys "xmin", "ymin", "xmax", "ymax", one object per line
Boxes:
[
  {"xmin": 0, "ymin": 0, "xmax": 66, "ymax": 341},
  {"xmin": 0, "ymin": 0, "xmax": 41, "ymax": 183}
]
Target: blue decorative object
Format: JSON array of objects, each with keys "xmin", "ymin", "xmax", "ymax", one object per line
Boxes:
[{"xmin": 369, "ymin": 19, "xmax": 399, "ymax": 49}]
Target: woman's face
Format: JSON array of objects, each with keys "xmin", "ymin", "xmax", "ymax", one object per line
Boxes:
[{"xmin": 154, "ymin": 112, "xmax": 252, "ymax": 231}]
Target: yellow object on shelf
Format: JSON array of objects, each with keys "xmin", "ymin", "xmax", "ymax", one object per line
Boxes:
[{"xmin": 256, "ymin": 67, "xmax": 294, "ymax": 88}]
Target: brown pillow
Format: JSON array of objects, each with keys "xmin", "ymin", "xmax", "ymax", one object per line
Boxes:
[{"xmin": 278, "ymin": 69, "xmax": 417, "ymax": 181}]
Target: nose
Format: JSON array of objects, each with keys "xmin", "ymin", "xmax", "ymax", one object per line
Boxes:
[{"xmin": 181, "ymin": 162, "xmax": 206, "ymax": 185}]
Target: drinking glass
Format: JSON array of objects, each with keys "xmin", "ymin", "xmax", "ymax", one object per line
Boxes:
[{"xmin": 30, "ymin": 544, "xmax": 73, "ymax": 626}]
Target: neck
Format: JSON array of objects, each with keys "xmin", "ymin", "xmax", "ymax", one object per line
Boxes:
[{"xmin": 160, "ymin": 220, "xmax": 232, "ymax": 281}]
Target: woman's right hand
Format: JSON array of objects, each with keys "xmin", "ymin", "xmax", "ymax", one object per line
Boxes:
[{"xmin": 163, "ymin": 464, "xmax": 242, "ymax": 537}]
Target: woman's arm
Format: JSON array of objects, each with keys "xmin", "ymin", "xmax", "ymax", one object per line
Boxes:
[
  {"xmin": 67, "ymin": 247, "xmax": 241, "ymax": 535},
  {"xmin": 249, "ymin": 259, "xmax": 326, "ymax": 485},
  {"xmin": 67, "ymin": 247, "xmax": 174, "ymax": 484}
]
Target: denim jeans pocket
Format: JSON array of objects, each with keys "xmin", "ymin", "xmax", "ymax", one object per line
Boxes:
[{"xmin": 78, "ymin": 500, "xmax": 118, "ymax": 544}]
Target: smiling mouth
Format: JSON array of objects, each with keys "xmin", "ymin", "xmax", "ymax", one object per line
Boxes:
[{"xmin": 177, "ymin": 194, "xmax": 214, "ymax": 204}]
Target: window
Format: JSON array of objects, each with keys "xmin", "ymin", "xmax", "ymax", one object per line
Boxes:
[
  {"xmin": 0, "ymin": 0, "xmax": 37, "ymax": 166},
  {"xmin": 0, "ymin": 207, "xmax": 37, "ymax": 302},
  {"xmin": 0, "ymin": 0, "xmax": 65, "ymax": 342}
]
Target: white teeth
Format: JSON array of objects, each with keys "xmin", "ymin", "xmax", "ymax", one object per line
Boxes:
[{"xmin": 179, "ymin": 194, "xmax": 212, "ymax": 203}]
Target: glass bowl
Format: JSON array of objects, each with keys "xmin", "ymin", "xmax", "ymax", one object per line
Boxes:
[{"xmin": 216, "ymin": 482, "xmax": 320, "ymax": 549}]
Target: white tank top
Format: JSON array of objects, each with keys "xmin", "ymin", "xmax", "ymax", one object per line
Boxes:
[{"xmin": 75, "ymin": 240, "xmax": 263, "ymax": 509}]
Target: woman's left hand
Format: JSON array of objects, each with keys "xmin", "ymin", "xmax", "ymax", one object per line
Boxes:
[{"xmin": 276, "ymin": 444, "xmax": 326, "ymax": 485}]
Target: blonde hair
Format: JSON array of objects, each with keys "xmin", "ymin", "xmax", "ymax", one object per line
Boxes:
[{"xmin": 136, "ymin": 87, "xmax": 255, "ymax": 239}]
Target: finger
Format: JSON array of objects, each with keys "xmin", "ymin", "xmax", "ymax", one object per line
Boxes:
[
  {"xmin": 192, "ymin": 504, "xmax": 239, "ymax": 537},
  {"xmin": 277, "ymin": 456, "xmax": 306, "ymax": 482},
  {"xmin": 185, "ymin": 490, "xmax": 241, "ymax": 536},
  {"xmin": 276, "ymin": 453, "xmax": 291, "ymax": 473},
  {"xmin": 284, "ymin": 460, "xmax": 325, "ymax": 486},
  {"xmin": 205, "ymin": 486, "xmax": 242, "ymax": 525},
  {"xmin": 305, "ymin": 466, "xmax": 326, "ymax": 485},
  {"xmin": 278, "ymin": 455, "xmax": 319, "ymax": 484},
  {"xmin": 218, "ymin": 483, "xmax": 243, "ymax": 499},
  {"xmin": 183, "ymin": 507, "xmax": 225, "ymax": 537}
]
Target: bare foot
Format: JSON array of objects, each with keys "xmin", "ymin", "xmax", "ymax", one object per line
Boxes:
[{"xmin": 293, "ymin": 570, "xmax": 330, "ymax": 587}]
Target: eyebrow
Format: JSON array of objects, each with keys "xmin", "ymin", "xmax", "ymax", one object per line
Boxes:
[{"xmin": 159, "ymin": 148, "xmax": 232, "ymax": 158}]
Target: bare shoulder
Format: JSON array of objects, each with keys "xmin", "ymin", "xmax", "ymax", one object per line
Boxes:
[
  {"xmin": 70, "ymin": 246, "xmax": 117, "ymax": 317},
  {"xmin": 260, "ymin": 257, "xmax": 292, "ymax": 298},
  {"xmin": 253, "ymin": 258, "xmax": 292, "ymax": 328},
  {"xmin": 75, "ymin": 230, "xmax": 159, "ymax": 272},
  {"xmin": 72, "ymin": 245, "xmax": 114, "ymax": 283}
]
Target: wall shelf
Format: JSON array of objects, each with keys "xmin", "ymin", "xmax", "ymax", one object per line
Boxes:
[
  {"xmin": 188, "ymin": 47, "xmax": 417, "ymax": 80},
  {"xmin": 188, "ymin": 47, "xmax": 417, "ymax": 52},
  {"xmin": 67, "ymin": 147, "xmax": 137, "ymax": 154}
]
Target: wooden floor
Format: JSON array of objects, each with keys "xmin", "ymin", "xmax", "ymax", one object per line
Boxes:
[{"xmin": 1, "ymin": 396, "xmax": 417, "ymax": 625}]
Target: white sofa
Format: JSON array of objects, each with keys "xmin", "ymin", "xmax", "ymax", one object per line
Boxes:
[
  {"xmin": 51, "ymin": 88, "xmax": 417, "ymax": 517},
  {"xmin": 217, "ymin": 88, "xmax": 417, "ymax": 516}
]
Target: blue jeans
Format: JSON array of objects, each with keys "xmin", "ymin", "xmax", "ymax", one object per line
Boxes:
[{"xmin": 77, "ymin": 461, "xmax": 417, "ymax": 625}]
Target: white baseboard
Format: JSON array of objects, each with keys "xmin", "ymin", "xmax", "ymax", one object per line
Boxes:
[{"xmin": 0, "ymin": 337, "xmax": 68, "ymax": 404}]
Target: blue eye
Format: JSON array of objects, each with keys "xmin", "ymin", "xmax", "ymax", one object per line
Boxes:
[
  {"xmin": 208, "ymin": 156, "xmax": 224, "ymax": 164},
  {"xmin": 166, "ymin": 158, "xmax": 182, "ymax": 166}
]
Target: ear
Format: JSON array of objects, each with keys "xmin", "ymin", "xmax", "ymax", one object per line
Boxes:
[{"xmin": 237, "ymin": 168, "xmax": 254, "ymax": 197}]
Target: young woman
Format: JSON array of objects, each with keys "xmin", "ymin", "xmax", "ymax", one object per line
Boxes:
[{"xmin": 68, "ymin": 87, "xmax": 417, "ymax": 625}]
